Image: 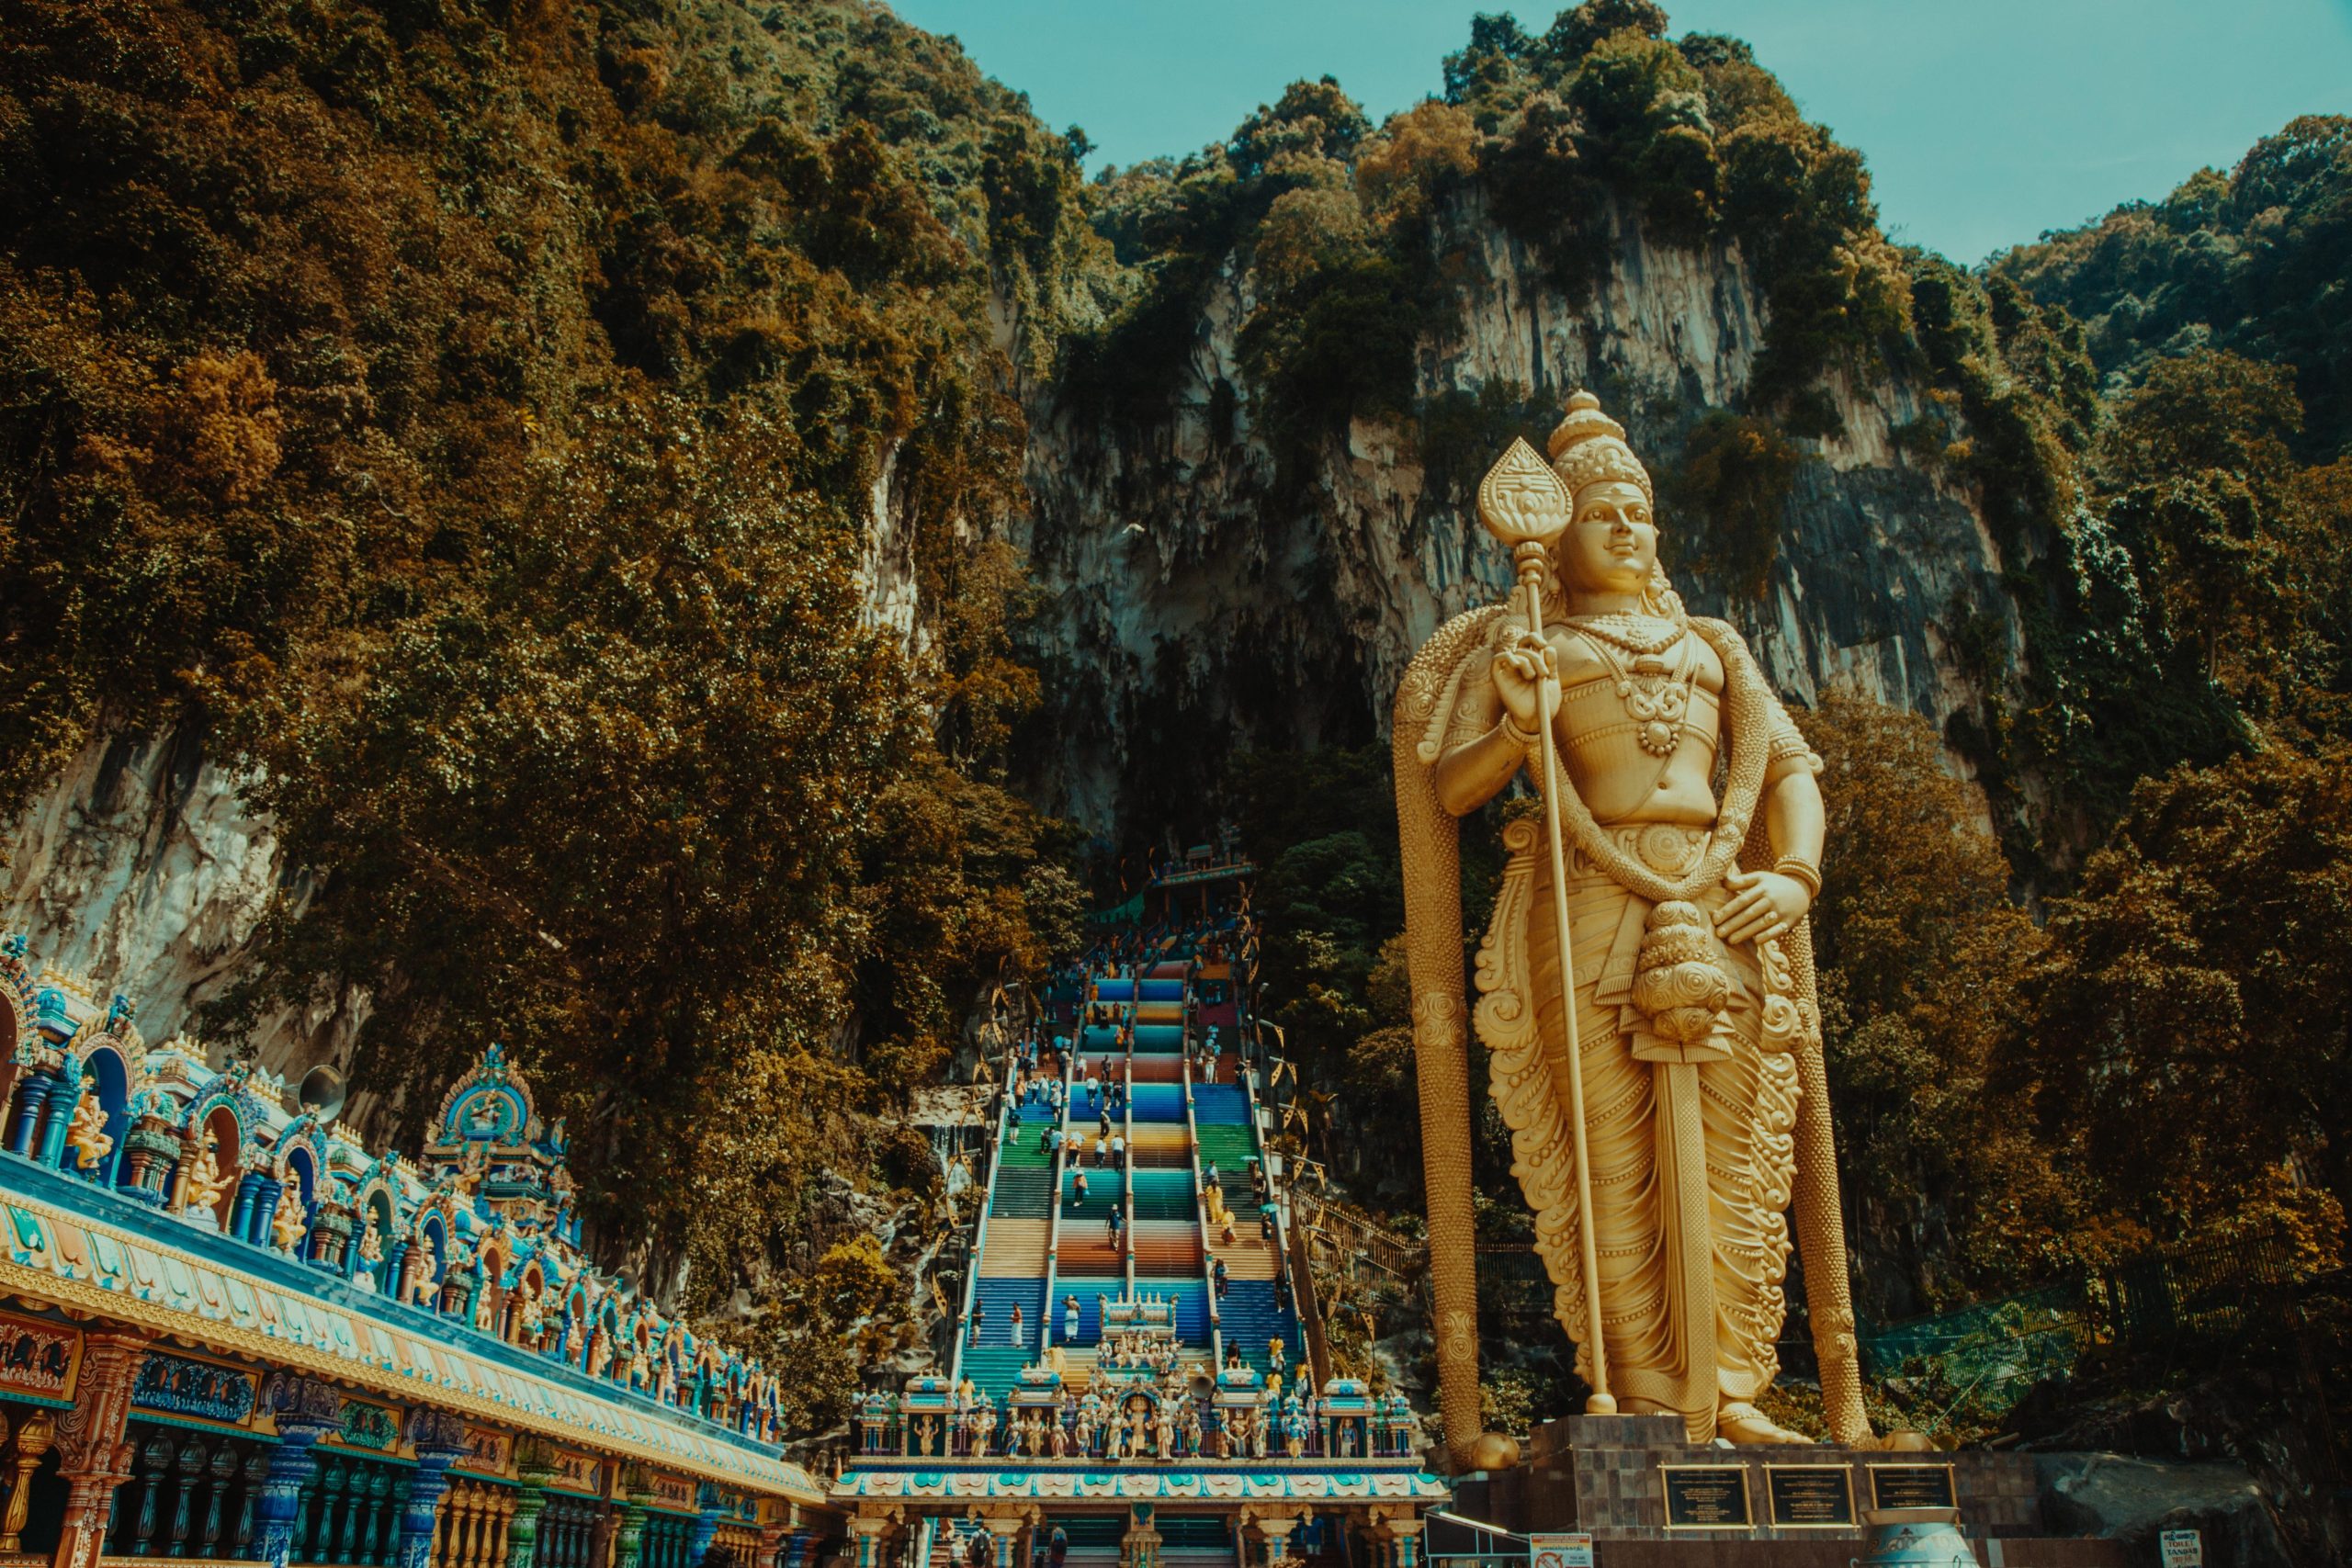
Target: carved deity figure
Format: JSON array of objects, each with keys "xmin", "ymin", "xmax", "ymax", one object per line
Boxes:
[
  {"xmin": 358, "ymin": 1212, "xmax": 384, "ymax": 1268},
  {"xmin": 269, "ymin": 1176, "xmax": 308, "ymax": 1253},
  {"xmin": 178, "ymin": 1136, "xmax": 235, "ymax": 1221},
  {"xmin": 62, "ymin": 1077, "xmax": 112, "ymax": 1173},
  {"xmin": 1395, "ymin": 392, "xmax": 1882, "ymax": 1451}
]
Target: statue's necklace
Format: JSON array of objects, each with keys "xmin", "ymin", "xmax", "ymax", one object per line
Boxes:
[{"xmin": 1571, "ymin": 615, "xmax": 1697, "ymax": 759}]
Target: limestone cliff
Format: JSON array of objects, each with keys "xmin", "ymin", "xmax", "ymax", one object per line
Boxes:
[
  {"xmin": 0, "ymin": 195, "xmax": 2027, "ymax": 1041},
  {"xmin": 1012, "ymin": 192, "xmax": 2020, "ymax": 834},
  {"xmin": 0, "ymin": 727, "xmax": 359, "ymax": 1078}
]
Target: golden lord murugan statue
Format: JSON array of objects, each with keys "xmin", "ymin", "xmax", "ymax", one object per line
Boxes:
[{"xmin": 1396, "ymin": 392, "xmax": 1891, "ymax": 1458}]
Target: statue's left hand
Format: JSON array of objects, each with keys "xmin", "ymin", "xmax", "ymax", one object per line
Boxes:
[{"xmin": 1717, "ymin": 869, "xmax": 1810, "ymax": 947}]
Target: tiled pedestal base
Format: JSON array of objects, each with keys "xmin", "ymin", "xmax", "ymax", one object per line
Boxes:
[{"xmin": 1446, "ymin": 1415, "xmax": 2130, "ymax": 1567}]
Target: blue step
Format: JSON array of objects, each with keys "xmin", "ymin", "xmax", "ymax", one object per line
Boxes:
[
  {"xmin": 1216, "ymin": 1280, "xmax": 1301, "ymax": 1372},
  {"xmin": 971, "ymin": 1278, "xmax": 1046, "ymax": 1347},
  {"xmin": 1138, "ymin": 979, "xmax": 1186, "ymax": 1001},
  {"xmin": 1133, "ymin": 1024, "xmax": 1184, "ymax": 1052},
  {"xmin": 1193, "ymin": 1084, "xmax": 1250, "ymax": 1124},
  {"xmin": 1131, "ymin": 1084, "xmax": 1185, "ymax": 1122},
  {"xmin": 1091, "ymin": 980, "xmax": 1137, "ymax": 1003},
  {"xmin": 1046, "ymin": 1278, "xmax": 1126, "ymax": 1342}
]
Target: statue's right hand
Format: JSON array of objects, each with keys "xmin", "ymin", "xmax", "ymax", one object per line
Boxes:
[{"xmin": 1491, "ymin": 633, "xmax": 1553, "ymax": 731}]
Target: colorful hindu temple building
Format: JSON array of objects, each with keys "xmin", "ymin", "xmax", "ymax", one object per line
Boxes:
[
  {"xmin": 831, "ymin": 886, "xmax": 1447, "ymax": 1568},
  {"xmin": 0, "ymin": 941, "xmax": 832, "ymax": 1568}
]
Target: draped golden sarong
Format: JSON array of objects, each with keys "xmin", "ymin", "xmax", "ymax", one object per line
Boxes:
[{"xmin": 1478, "ymin": 818, "xmax": 1803, "ymax": 1440}]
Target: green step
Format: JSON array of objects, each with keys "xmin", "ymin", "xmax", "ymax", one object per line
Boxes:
[
  {"xmin": 992, "ymin": 1170, "xmax": 1052, "ymax": 1219},
  {"xmin": 1131, "ymin": 1170, "xmax": 1195, "ymax": 1222},
  {"xmin": 1193, "ymin": 1127, "xmax": 1256, "ymax": 1170},
  {"xmin": 958, "ymin": 1347, "xmax": 1031, "ymax": 1396}
]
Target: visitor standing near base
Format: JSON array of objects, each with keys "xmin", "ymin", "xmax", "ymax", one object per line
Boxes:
[{"xmin": 1010, "ymin": 1303, "xmax": 1024, "ymax": 1348}]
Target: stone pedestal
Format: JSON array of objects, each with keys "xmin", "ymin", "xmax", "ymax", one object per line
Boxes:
[{"xmin": 1446, "ymin": 1415, "xmax": 2129, "ymax": 1567}]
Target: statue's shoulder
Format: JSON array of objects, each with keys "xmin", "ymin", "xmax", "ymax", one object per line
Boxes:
[
  {"xmin": 1689, "ymin": 615, "xmax": 1760, "ymax": 668},
  {"xmin": 1395, "ymin": 603, "xmax": 1511, "ymax": 729},
  {"xmin": 1396, "ymin": 603, "xmax": 1514, "ymax": 766}
]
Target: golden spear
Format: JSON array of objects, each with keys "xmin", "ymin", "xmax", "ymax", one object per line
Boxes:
[{"xmin": 1476, "ymin": 438, "xmax": 1615, "ymax": 1414}]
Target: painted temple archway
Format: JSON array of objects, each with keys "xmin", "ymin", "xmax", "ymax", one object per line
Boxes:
[
  {"xmin": 76, "ymin": 1038, "xmax": 133, "ymax": 1186},
  {"xmin": 201, "ymin": 1103, "xmax": 242, "ymax": 1227}
]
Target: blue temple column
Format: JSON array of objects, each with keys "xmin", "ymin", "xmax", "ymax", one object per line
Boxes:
[
  {"xmin": 395, "ymin": 1412, "xmax": 470, "ymax": 1568},
  {"xmin": 32, "ymin": 1075, "xmax": 78, "ymax": 1168},
  {"xmin": 847, "ymin": 1518, "xmax": 888, "ymax": 1568},
  {"xmin": 685, "ymin": 1486, "xmax": 722, "ymax": 1568},
  {"xmin": 231, "ymin": 1173, "xmax": 267, "ymax": 1246},
  {"xmin": 251, "ymin": 1177, "xmax": 286, "ymax": 1247},
  {"xmin": 253, "ymin": 1378, "xmax": 342, "ymax": 1568},
  {"xmin": 4, "ymin": 1071, "xmax": 51, "ymax": 1156}
]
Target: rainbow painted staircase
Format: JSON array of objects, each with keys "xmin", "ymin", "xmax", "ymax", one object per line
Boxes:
[{"xmin": 953, "ymin": 953, "xmax": 1302, "ymax": 1401}]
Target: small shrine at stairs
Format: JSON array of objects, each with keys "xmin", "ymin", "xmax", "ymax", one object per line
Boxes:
[{"xmin": 0, "ymin": 940, "xmax": 832, "ymax": 1568}]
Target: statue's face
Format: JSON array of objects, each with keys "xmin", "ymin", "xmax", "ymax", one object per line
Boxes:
[{"xmin": 1557, "ymin": 479, "xmax": 1657, "ymax": 596}]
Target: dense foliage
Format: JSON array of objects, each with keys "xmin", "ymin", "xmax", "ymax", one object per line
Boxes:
[
  {"xmin": 1995, "ymin": 116, "xmax": 2352, "ymax": 463},
  {"xmin": 0, "ymin": 0, "xmax": 1098, "ymax": 1418}
]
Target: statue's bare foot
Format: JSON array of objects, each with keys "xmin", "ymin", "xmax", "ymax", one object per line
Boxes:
[{"xmin": 1717, "ymin": 1403, "xmax": 1811, "ymax": 1444}]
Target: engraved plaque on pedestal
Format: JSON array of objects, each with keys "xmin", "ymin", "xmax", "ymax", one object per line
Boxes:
[
  {"xmin": 1764, "ymin": 1464, "xmax": 1856, "ymax": 1528},
  {"xmin": 1660, "ymin": 1465, "xmax": 1752, "ymax": 1529},
  {"xmin": 1868, "ymin": 1463, "xmax": 1959, "ymax": 1511}
]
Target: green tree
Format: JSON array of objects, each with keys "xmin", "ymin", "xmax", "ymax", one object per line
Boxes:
[
  {"xmin": 1804, "ymin": 694, "xmax": 2076, "ymax": 1309},
  {"xmin": 2016, "ymin": 745, "xmax": 2352, "ymax": 1247}
]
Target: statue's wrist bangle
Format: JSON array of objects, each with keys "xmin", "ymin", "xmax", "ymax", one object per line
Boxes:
[
  {"xmin": 1500, "ymin": 714, "xmax": 1540, "ymax": 747},
  {"xmin": 1773, "ymin": 857, "xmax": 1822, "ymax": 898}
]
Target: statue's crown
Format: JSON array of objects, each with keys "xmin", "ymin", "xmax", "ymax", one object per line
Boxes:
[{"xmin": 1547, "ymin": 389, "xmax": 1653, "ymax": 505}]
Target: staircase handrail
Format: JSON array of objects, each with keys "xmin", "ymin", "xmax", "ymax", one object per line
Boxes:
[
  {"xmin": 1122, "ymin": 1046, "xmax": 1136, "ymax": 1298},
  {"xmin": 1293, "ymin": 1192, "xmax": 1424, "ymax": 1280},
  {"xmin": 950, "ymin": 1042, "xmax": 1018, "ymax": 1387},
  {"xmin": 1234, "ymin": 1032, "xmax": 1324, "ymax": 1388},
  {"xmin": 1184, "ymin": 1046, "xmax": 1221, "ymax": 1369},
  {"xmin": 1039, "ymin": 1024, "xmax": 1076, "ymax": 1367},
  {"xmin": 1277, "ymin": 1201, "xmax": 1333, "ymax": 1390}
]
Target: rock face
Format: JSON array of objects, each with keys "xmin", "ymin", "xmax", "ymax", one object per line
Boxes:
[
  {"xmin": 5, "ymin": 199, "xmax": 2024, "ymax": 1042},
  {"xmin": 2037, "ymin": 1452, "xmax": 2294, "ymax": 1568},
  {"xmin": 0, "ymin": 726, "xmax": 358, "ymax": 1079},
  {"xmin": 1013, "ymin": 195, "xmax": 2021, "ymax": 833}
]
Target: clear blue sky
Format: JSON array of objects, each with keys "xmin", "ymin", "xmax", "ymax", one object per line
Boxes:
[{"xmin": 887, "ymin": 0, "xmax": 2352, "ymax": 263}]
